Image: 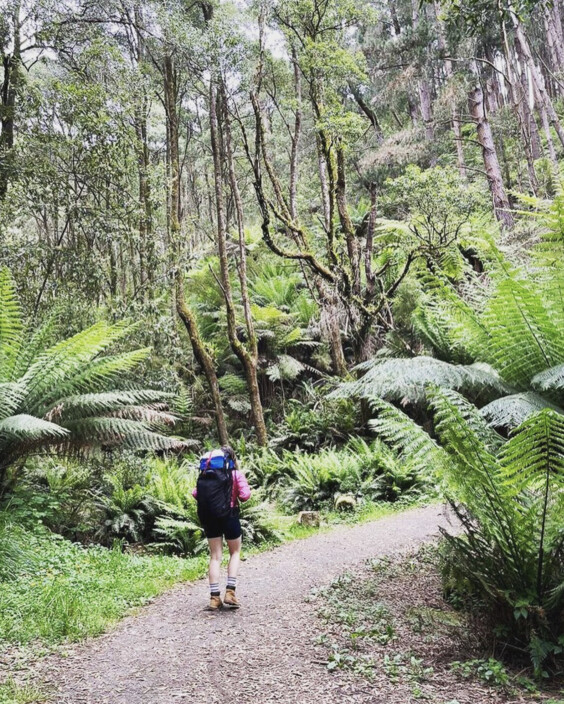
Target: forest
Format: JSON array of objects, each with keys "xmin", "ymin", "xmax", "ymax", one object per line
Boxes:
[{"xmin": 2, "ymin": 0, "xmax": 564, "ymax": 700}]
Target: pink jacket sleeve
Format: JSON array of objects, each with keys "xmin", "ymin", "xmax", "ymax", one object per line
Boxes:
[{"xmin": 233, "ymin": 469, "xmax": 251, "ymax": 503}]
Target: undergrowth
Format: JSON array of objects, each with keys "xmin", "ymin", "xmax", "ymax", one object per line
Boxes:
[
  {"xmin": 311, "ymin": 546, "xmax": 551, "ymax": 701},
  {"xmin": 0, "ymin": 524, "xmax": 207, "ymax": 646}
]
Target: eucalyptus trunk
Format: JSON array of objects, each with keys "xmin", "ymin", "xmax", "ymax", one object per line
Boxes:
[
  {"xmin": 511, "ymin": 9, "xmax": 564, "ymax": 150},
  {"xmin": 468, "ymin": 68, "xmax": 514, "ymax": 228},
  {"xmin": 0, "ymin": 1, "xmax": 21, "ymax": 200},
  {"xmin": 176, "ymin": 277, "xmax": 229, "ymax": 446}
]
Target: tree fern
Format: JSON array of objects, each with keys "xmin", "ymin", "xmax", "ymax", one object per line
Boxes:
[
  {"xmin": 331, "ymin": 356, "xmax": 510, "ymax": 405},
  {"xmin": 370, "ymin": 382, "xmax": 564, "ymax": 666},
  {"xmin": 0, "ymin": 270, "xmax": 189, "ymax": 487}
]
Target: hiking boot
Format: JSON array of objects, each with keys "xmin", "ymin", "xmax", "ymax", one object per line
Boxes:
[
  {"xmin": 223, "ymin": 588, "xmax": 240, "ymax": 608},
  {"xmin": 208, "ymin": 595, "xmax": 223, "ymax": 611}
]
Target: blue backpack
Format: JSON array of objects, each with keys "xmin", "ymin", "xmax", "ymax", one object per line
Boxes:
[{"xmin": 196, "ymin": 449, "xmax": 235, "ymax": 521}]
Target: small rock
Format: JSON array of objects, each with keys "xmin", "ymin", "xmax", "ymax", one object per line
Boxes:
[{"xmin": 297, "ymin": 511, "xmax": 320, "ymax": 527}]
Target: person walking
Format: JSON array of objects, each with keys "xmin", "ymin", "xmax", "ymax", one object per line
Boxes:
[{"xmin": 193, "ymin": 446, "xmax": 251, "ymax": 610}]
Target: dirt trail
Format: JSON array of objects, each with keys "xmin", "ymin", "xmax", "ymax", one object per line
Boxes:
[{"xmin": 40, "ymin": 504, "xmax": 450, "ymax": 704}]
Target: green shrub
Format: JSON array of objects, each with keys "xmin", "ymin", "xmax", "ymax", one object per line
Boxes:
[
  {"xmin": 152, "ymin": 513, "xmax": 205, "ymax": 556},
  {"xmin": 371, "ymin": 389, "xmax": 564, "ymax": 675},
  {"xmin": 273, "ymin": 389, "xmax": 360, "ymax": 452},
  {"xmin": 96, "ymin": 476, "xmax": 157, "ymax": 545},
  {"xmin": 243, "ymin": 447, "xmax": 292, "ymax": 492},
  {"xmin": 146, "ymin": 458, "xmax": 197, "ymax": 509},
  {"xmin": 280, "ymin": 439, "xmax": 426, "ymax": 512},
  {"xmin": 239, "ymin": 491, "xmax": 284, "ymax": 545}
]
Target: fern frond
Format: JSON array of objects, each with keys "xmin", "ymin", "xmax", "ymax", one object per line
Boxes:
[
  {"xmin": 531, "ymin": 363, "xmax": 564, "ymax": 392},
  {"xmin": 22, "ymin": 322, "xmax": 133, "ymax": 413},
  {"xmin": 0, "ymin": 414, "xmax": 69, "ymax": 441},
  {"xmin": 267, "ymin": 354, "xmax": 304, "ymax": 381},
  {"xmin": 427, "ymin": 388, "xmax": 526, "ymax": 574},
  {"xmin": 61, "ymin": 417, "xmax": 187, "ymax": 451},
  {"xmin": 52, "ymin": 349, "xmax": 151, "ymax": 401},
  {"xmin": 499, "ymin": 409, "xmax": 564, "ymax": 494},
  {"xmin": 108, "ymin": 406, "xmax": 178, "ymax": 429},
  {"xmin": 12, "ymin": 316, "xmax": 57, "ymax": 379},
  {"xmin": 480, "ymin": 392, "xmax": 564, "ymax": 429},
  {"xmin": 481, "ymin": 276, "xmax": 564, "ymax": 387},
  {"xmin": 0, "ymin": 268, "xmax": 23, "ymax": 381},
  {"xmin": 0, "ymin": 383, "xmax": 25, "ymax": 420},
  {"xmin": 419, "ymin": 275, "xmax": 492, "ymax": 360},
  {"xmin": 330, "ymin": 356, "xmax": 510, "ymax": 404},
  {"xmin": 46, "ymin": 391, "xmax": 174, "ymax": 420},
  {"xmin": 429, "ymin": 386, "xmax": 505, "ymax": 457},
  {"xmin": 368, "ymin": 398, "xmax": 448, "ymax": 476},
  {"xmin": 218, "ymin": 373, "xmax": 248, "ymax": 395},
  {"xmin": 534, "ymin": 191, "xmax": 564, "ymax": 268}
]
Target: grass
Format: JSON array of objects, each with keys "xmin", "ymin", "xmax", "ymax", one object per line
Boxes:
[
  {"xmin": 0, "ymin": 678, "xmax": 43, "ymax": 704},
  {"xmin": 278, "ymin": 498, "xmax": 427, "ymax": 541},
  {"xmin": 0, "ymin": 498, "xmax": 429, "ymax": 669},
  {"xmin": 0, "ymin": 529, "xmax": 208, "ymax": 647}
]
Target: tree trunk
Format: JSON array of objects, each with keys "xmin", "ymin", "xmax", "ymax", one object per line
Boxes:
[
  {"xmin": 316, "ymin": 281, "xmax": 348, "ymax": 377},
  {"xmin": 289, "ymin": 46, "xmax": 301, "ymax": 221},
  {"xmin": 543, "ymin": 1, "xmax": 564, "ymax": 79},
  {"xmin": 512, "ymin": 9, "xmax": 564, "ymax": 150},
  {"xmin": 221, "ymin": 82, "xmax": 268, "ymax": 448},
  {"xmin": 452, "ymin": 116, "xmax": 467, "ymax": 178},
  {"xmin": 468, "ymin": 67, "xmax": 514, "ymax": 228},
  {"xmin": 513, "ymin": 35, "xmax": 559, "ymax": 167},
  {"xmin": 551, "ymin": 0, "xmax": 564, "ymax": 62},
  {"xmin": 434, "ymin": 5, "xmax": 466, "ymax": 177},
  {"xmin": 133, "ymin": 6, "xmax": 153, "ymax": 294},
  {"xmin": 316, "ymin": 133, "xmax": 331, "ymax": 231},
  {"xmin": 412, "ymin": 0, "xmax": 434, "ymax": 141},
  {"xmin": 176, "ymin": 276, "xmax": 229, "ymax": 446},
  {"xmin": 209, "ymin": 79, "xmax": 268, "ymax": 447},
  {"xmin": 164, "ymin": 47, "xmax": 229, "ymax": 446},
  {"xmin": 336, "ymin": 145, "xmax": 361, "ymax": 296},
  {"xmin": 0, "ymin": 3, "xmax": 21, "ymax": 200}
]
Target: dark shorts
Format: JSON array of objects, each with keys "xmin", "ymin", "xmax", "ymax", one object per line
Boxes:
[{"xmin": 202, "ymin": 514, "xmax": 242, "ymax": 541}]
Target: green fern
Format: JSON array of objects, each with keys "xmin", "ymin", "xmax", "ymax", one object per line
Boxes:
[
  {"xmin": 331, "ymin": 356, "xmax": 510, "ymax": 405},
  {"xmin": 369, "ymin": 384, "xmax": 564, "ymax": 668},
  {"xmin": 0, "ymin": 269, "xmax": 189, "ymax": 489}
]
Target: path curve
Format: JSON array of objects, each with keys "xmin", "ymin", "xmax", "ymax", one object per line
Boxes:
[{"xmin": 42, "ymin": 504, "xmax": 450, "ymax": 704}]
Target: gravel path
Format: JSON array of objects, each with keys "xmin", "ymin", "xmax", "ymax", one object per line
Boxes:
[{"xmin": 41, "ymin": 504, "xmax": 449, "ymax": 704}]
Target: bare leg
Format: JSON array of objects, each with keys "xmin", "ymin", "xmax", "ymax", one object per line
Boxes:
[
  {"xmin": 226, "ymin": 536, "xmax": 242, "ymax": 579},
  {"xmin": 208, "ymin": 537, "xmax": 223, "ymax": 585}
]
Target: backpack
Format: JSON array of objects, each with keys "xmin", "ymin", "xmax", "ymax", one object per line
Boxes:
[{"xmin": 196, "ymin": 449, "xmax": 235, "ymax": 523}]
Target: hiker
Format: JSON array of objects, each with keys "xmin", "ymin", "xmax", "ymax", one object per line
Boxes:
[{"xmin": 192, "ymin": 446, "xmax": 251, "ymax": 610}]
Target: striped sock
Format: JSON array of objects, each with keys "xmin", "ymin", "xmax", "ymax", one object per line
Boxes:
[
  {"xmin": 227, "ymin": 576, "xmax": 237, "ymax": 591},
  {"xmin": 209, "ymin": 582, "xmax": 220, "ymax": 596}
]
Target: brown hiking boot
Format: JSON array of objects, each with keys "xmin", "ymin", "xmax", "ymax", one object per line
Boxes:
[
  {"xmin": 208, "ymin": 595, "xmax": 223, "ymax": 611},
  {"xmin": 223, "ymin": 588, "xmax": 240, "ymax": 608}
]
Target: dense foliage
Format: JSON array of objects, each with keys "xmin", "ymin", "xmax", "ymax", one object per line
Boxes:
[
  {"xmin": 2, "ymin": 0, "xmax": 564, "ymax": 684},
  {"xmin": 333, "ymin": 199, "xmax": 564, "ymax": 672}
]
